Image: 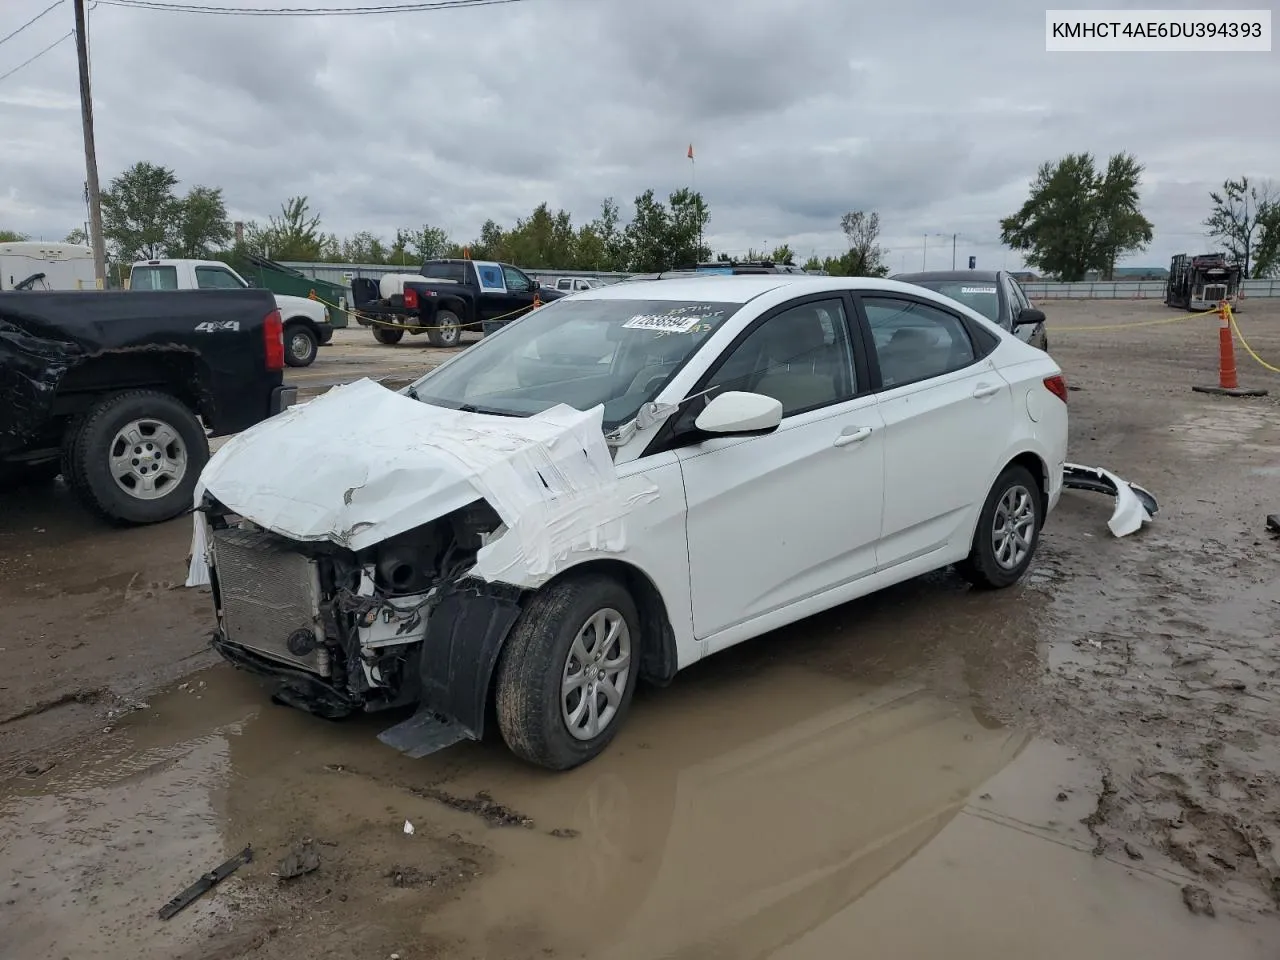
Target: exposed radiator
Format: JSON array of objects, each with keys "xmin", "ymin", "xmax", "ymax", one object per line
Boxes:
[
  {"xmin": 210, "ymin": 526, "xmax": 329, "ymax": 675},
  {"xmin": 1201, "ymin": 284, "xmax": 1227, "ymax": 303}
]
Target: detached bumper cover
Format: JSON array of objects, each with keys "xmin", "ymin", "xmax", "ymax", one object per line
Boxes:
[{"xmin": 1062, "ymin": 462, "xmax": 1157, "ymax": 537}]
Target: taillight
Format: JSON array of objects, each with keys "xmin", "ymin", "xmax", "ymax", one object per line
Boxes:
[
  {"xmin": 1043, "ymin": 374, "xmax": 1068, "ymax": 404},
  {"xmin": 403, "ymin": 287, "xmax": 418, "ymax": 309},
  {"xmin": 264, "ymin": 308, "xmax": 284, "ymax": 371}
]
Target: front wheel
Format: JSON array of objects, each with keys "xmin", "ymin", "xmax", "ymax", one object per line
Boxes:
[
  {"xmin": 427, "ymin": 309, "xmax": 462, "ymax": 347},
  {"xmin": 284, "ymin": 324, "xmax": 318, "ymax": 367},
  {"xmin": 494, "ymin": 574, "xmax": 640, "ymax": 770},
  {"xmin": 69, "ymin": 390, "xmax": 209, "ymax": 525},
  {"xmin": 956, "ymin": 464, "xmax": 1042, "ymax": 589}
]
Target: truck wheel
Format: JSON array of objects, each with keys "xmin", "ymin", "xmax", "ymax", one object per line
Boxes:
[
  {"xmin": 284, "ymin": 324, "xmax": 318, "ymax": 367},
  {"xmin": 70, "ymin": 390, "xmax": 209, "ymax": 525},
  {"xmin": 427, "ymin": 310, "xmax": 462, "ymax": 347},
  {"xmin": 373, "ymin": 322, "xmax": 404, "ymax": 345},
  {"xmin": 494, "ymin": 573, "xmax": 640, "ymax": 771}
]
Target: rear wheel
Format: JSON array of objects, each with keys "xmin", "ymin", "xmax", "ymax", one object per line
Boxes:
[
  {"xmin": 373, "ymin": 321, "xmax": 404, "ymax": 345},
  {"xmin": 70, "ymin": 390, "xmax": 209, "ymax": 525},
  {"xmin": 494, "ymin": 574, "xmax": 640, "ymax": 770},
  {"xmin": 956, "ymin": 464, "xmax": 1042, "ymax": 589},
  {"xmin": 427, "ymin": 309, "xmax": 462, "ymax": 347},
  {"xmin": 284, "ymin": 324, "xmax": 318, "ymax": 366}
]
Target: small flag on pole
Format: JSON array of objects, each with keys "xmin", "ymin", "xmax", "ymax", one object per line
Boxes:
[{"xmin": 687, "ymin": 144, "xmax": 694, "ymax": 160}]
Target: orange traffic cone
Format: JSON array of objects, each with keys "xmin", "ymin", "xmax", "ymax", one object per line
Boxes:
[{"xmin": 1193, "ymin": 301, "xmax": 1268, "ymax": 397}]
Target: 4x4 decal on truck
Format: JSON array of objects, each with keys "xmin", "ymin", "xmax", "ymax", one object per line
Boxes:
[{"xmin": 195, "ymin": 320, "xmax": 241, "ymax": 333}]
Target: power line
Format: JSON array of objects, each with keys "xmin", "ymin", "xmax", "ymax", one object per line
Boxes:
[
  {"xmin": 0, "ymin": 29, "xmax": 73, "ymax": 82},
  {"xmin": 0, "ymin": 1, "xmax": 97, "ymax": 84},
  {"xmin": 0, "ymin": 0, "xmax": 66, "ymax": 48},
  {"xmin": 95, "ymin": 0, "xmax": 531, "ymax": 14}
]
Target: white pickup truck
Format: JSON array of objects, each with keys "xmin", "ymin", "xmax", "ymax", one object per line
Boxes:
[{"xmin": 128, "ymin": 258, "xmax": 334, "ymax": 366}]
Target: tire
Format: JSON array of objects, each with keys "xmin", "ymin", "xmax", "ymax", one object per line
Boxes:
[
  {"xmin": 70, "ymin": 390, "xmax": 209, "ymax": 525},
  {"xmin": 372, "ymin": 322, "xmax": 404, "ymax": 345},
  {"xmin": 494, "ymin": 574, "xmax": 641, "ymax": 771},
  {"xmin": 956, "ymin": 464, "xmax": 1043, "ymax": 590},
  {"xmin": 427, "ymin": 309, "xmax": 462, "ymax": 348},
  {"xmin": 284, "ymin": 324, "xmax": 318, "ymax": 367}
]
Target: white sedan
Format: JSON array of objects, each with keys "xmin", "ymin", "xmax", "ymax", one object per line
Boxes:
[{"xmin": 192, "ymin": 275, "xmax": 1068, "ymax": 770}]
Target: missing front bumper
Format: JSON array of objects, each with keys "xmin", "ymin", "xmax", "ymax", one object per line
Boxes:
[{"xmin": 1062, "ymin": 463, "xmax": 1157, "ymax": 537}]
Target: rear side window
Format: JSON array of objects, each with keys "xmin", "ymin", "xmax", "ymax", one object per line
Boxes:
[
  {"xmin": 861, "ymin": 296, "xmax": 977, "ymax": 389},
  {"xmin": 129, "ymin": 266, "xmax": 178, "ymax": 290},
  {"xmin": 421, "ymin": 262, "xmax": 466, "ymax": 283}
]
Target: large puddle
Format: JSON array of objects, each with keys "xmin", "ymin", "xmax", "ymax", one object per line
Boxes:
[{"xmin": 5, "ymin": 644, "xmax": 1276, "ymax": 959}]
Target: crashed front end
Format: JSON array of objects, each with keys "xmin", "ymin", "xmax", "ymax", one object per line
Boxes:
[
  {"xmin": 198, "ymin": 495, "xmax": 519, "ymax": 739},
  {"xmin": 186, "ymin": 377, "xmax": 652, "ymax": 756}
]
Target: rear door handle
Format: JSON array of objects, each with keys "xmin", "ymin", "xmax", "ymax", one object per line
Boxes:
[
  {"xmin": 972, "ymin": 383, "xmax": 1001, "ymax": 399},
  {"xmin": 833, "ymin": 426, "xmax": 873, "ymax": 447}
]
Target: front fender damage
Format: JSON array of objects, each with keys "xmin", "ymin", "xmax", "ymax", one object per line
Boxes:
[{"xmin": 1062, "ymin": 462, "xmax": 1158, "ymax": 537}]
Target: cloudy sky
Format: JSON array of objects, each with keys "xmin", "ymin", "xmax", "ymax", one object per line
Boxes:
[{"xmin": 1, "ymin": 0, "xmax": 1275, "ymax": 271}]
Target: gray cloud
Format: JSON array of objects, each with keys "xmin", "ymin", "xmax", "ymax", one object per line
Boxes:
[{"xmin": 0, "ymin": 0, "xmax": 1276, "ymax": 269}]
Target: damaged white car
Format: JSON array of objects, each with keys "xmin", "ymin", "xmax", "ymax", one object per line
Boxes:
[{"xmin": 189, "ymin": 275, "xmax": 1069, "ymax": 770}]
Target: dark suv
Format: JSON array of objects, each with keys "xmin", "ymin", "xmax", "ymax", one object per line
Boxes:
[{"xmin": 891, "ymin": 270, "xmax": 1049, "ymax": 352}]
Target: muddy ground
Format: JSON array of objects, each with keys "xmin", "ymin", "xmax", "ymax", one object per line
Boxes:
[{"xmin": 2, "ymin": 302, "xmax": 1279, "ymax": 959}]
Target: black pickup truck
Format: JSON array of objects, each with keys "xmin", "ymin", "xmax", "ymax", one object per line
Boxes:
[
  {"xmin": 1, "ymin": 289, "xmax": 296, "ymax": 525},
  {"xmin": 351, "ymin": 258, "xmax": 566, "ymax": 347}
]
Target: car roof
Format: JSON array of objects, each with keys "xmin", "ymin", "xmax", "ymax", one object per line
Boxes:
[
  {"xmin": 893, "ymin": 270, "xmax": 1003, "ymax": 283},
  {"xmin": 562, "ymin": 274, "xmax": 979, "ymax": 305}
]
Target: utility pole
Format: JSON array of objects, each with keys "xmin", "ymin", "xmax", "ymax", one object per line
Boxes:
[
  {"xmin": 74, "ymin": 0, "xmax": 107, "ymax": 287},
  {"xmin": 950, "ymin": 232, "xmax": 957, "ymax": 270},
  {"xmin": 922, "ymin": 234, "xmax": 927, "ymax": 270}
]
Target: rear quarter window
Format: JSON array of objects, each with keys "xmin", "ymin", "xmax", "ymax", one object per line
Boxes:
[{"xmin": 129, "ymin": 266, "xmax": 178, "ymax": 290}]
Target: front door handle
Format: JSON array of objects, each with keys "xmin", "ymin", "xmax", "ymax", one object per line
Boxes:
[
  {"xmin": 972, "ymin": 383, "xmax": 1001, "ymax": 399},
  {"xmin": 833, "ymin": 426, "xmax": 873, "ymax": 447}
]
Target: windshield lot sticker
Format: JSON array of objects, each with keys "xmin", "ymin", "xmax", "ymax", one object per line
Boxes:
[
  {"xmin": 622, "ymin": 314, "xmax": 706, "ymax": 333},
  {"xmin": 961, "ymin": 287, "xmax": 997, "ymax": 294}
]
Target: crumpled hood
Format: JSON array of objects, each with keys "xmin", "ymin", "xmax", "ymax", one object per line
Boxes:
[{"xmin": 196, "ymin": 378, "xmax": 625, "ymax": 554}]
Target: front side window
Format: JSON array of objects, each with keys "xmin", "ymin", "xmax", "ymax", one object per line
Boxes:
[
  {"xmin": 862, "ymin": 296, "xmax": 977, "ymax": 388},
  {"xmin": 194, "ymin": 266, "xmax": 245, "ymax": 290},
  {"xmin": 503, "ymin": 266, "xmax": 532, "ymax": 292},
  {"xmin": 701, "ymin": 298, "xmax": 856, "ymax": 418},
  {"xmin": 408, "ymin": 297, "xmax": 742, "ymax": 429}
]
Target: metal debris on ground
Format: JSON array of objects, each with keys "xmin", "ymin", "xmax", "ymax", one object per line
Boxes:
[
  {"xmin": 1266, "ymin": 514, "xmax": 1279, "ymax": 536},
  {"xmin": 1062, "ymin": 463, "xmax": 1158, "ymax": 537},
  {"xmin": 158, "ymin": 845, "xmax": 253, "ymax": 920}
]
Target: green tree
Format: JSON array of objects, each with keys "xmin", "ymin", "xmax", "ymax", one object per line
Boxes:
[
  {"xmin": 172, "ymin": 185, "xmax": 232, "ymax": 259},
  {"xmin": 1000, "ymin": 152, "xmax": 1153, "ymax": 281},
  {"xmin": 1204, "ymin": 176, "xmax": 1278, "ymax": 279},
  {"xmin": 624, "ymin": 189, "xmax": 672, "ymax": 272},
  {"xmin": 262, "ymin": 196, "xmax": 323, "ymax": 260},
  {"xmin": 341, "ymin": 230, "xmax": 389, "ymax": 264},
  {"xmin": 392, "ymin": 224, "xmax": 451, "ymax": 265},
  {"xmin": 101, "ymin": 161, "xmax": 181, "ymax": 262},
  {"xmin": 769, "ymin": 244, "xmax": 796, "ymax": 265},
  {"xmin": 837, "ymin": 210, "xmax": 889, "ymax": 277},
  {"xmin": 666, "ymin": 188, "xmax": 711, "ymax": 266},
  {"xmin": 0, "ymin": 229, "xmax": 29, "ymax": 242},
  {"xmin": 802, "ymin": 255, "xmax": 823, "ymax": 272},
  {"xmin": 64, "ymin": 228, "xmax": 88, "ymax": 244},
  {"xmin": 589, "ymin": 198, "xmax": 629, "ymax": 271}
]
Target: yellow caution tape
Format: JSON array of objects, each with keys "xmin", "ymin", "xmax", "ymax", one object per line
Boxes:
[
  {"xmin": 1053, "ymin": 306, "xmax": 1220, "ymax": 333},
  {"xmin": 1226, "ymin": 305, "xmax": 1280, "ymax": 375}
]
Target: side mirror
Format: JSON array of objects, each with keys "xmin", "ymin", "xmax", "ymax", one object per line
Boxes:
[
  {"xmin": 1015, "ymin": 307, "xmax": 1045, "ymax": 326},
  {"xmin": 694, "ymin": 391, "xmax": 783, "ymax": 435}
]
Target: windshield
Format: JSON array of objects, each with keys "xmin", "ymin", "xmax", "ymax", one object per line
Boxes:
[
  {"xmin": 129, "ymin": 265, "xmax": 178, "ymax": 290},
  {"xmin": 909, "ymin": 281, "xmax": 1001, "ymax": 323},
  {"xmin": 408, "ymin": 297, "xmax": 743, "ymax": 428}
]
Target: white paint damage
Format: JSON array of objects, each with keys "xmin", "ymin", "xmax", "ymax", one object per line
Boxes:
[
  {"xmin": 186, "ymin": 378, "xmax": 658, "ymax": 589},
  {"xmin": 1061, "ymin": 462, "xmax": 1156, "ymax": 537}
]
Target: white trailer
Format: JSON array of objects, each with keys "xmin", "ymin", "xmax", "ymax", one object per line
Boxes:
[{"xmin": 0, "ymin": 242, "xmax": 98, "ymax": 291}]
